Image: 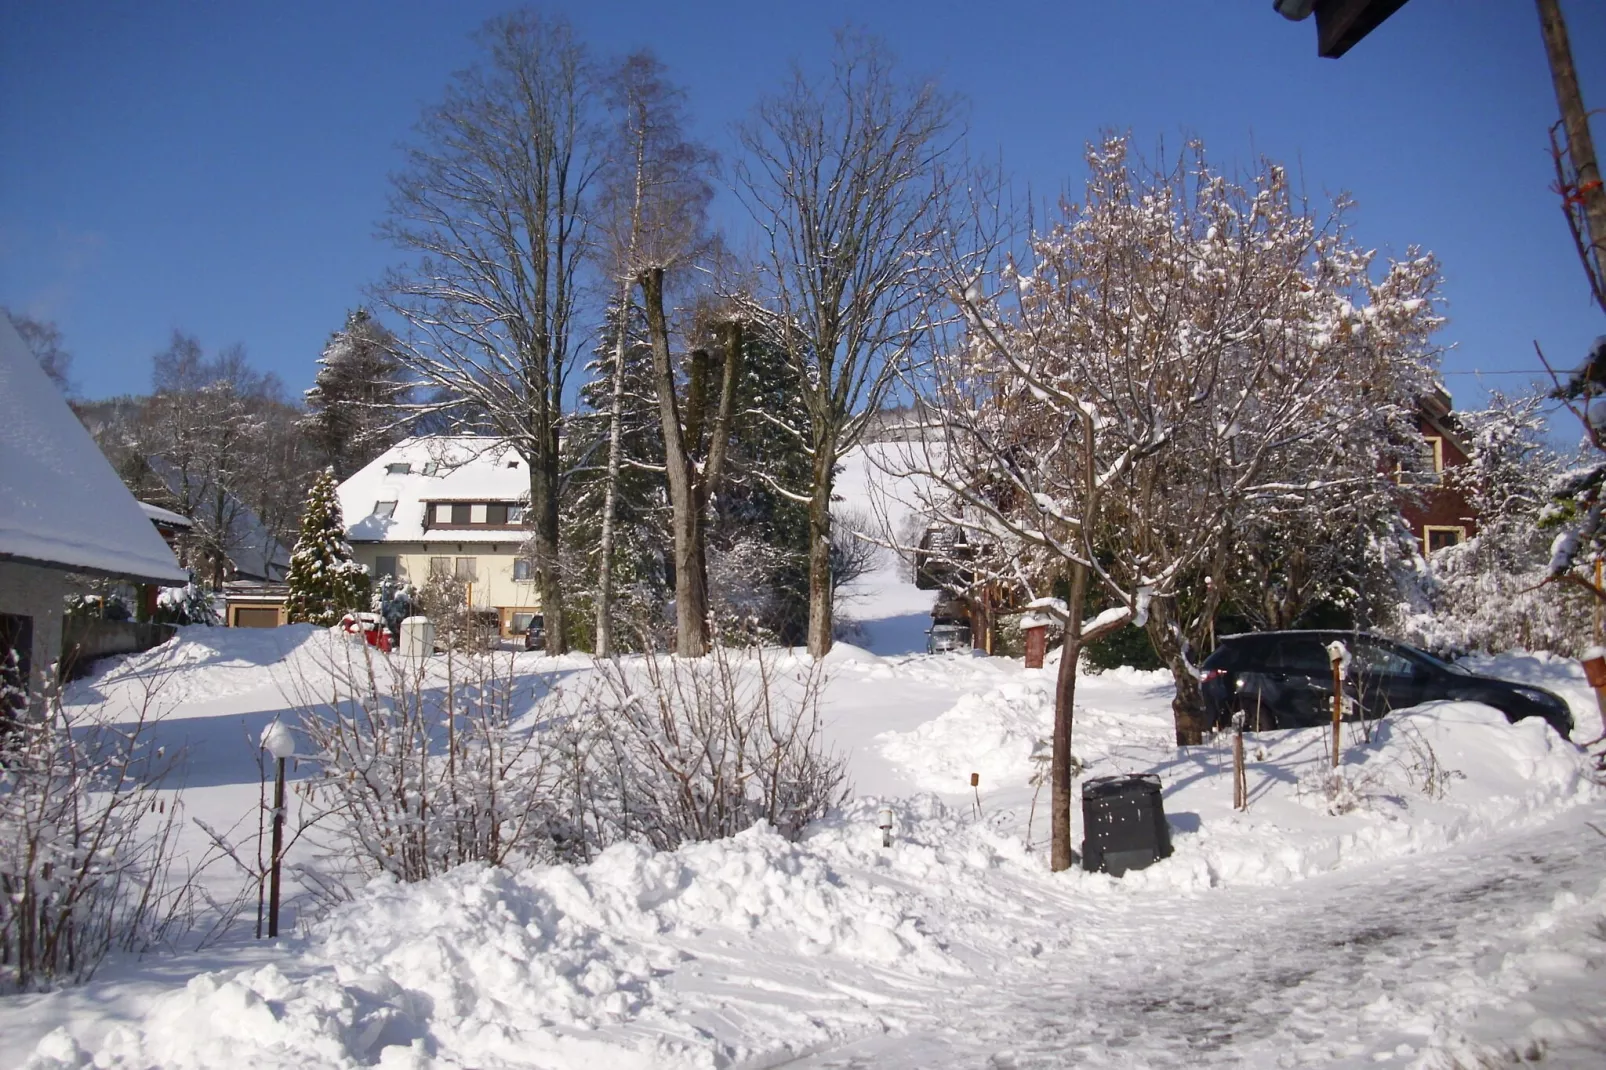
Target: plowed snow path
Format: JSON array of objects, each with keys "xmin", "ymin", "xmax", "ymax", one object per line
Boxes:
[{"xmin": 779, "ymin": 805, "xmax": 1606, "ymax": 1069}]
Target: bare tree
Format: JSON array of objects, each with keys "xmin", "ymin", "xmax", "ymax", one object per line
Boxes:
[
  {"xmin": 138, "ymin": 333, "xmax": 291, "ymax": 586},
  {"xmin": 597, "ymin": 51, "xmax": 734, "ymax": 657},
  {"xmin": 380, "ymin": 11, "xmax": 599, "ymax": 654},
  {"xmin": 734, "ymin": 29, "xmax": 962, "ymax": 657},
  {"xmin": 3, "ymin": 309, "xmax": 72, "ymax": 395}
]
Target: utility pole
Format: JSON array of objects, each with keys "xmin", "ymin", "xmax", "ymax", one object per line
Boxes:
[{"xmin": 1536, "ymin": 0, "xmax": 1606, "ymax": 313}]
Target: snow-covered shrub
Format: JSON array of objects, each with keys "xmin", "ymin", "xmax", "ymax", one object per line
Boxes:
[
  {"xmin": 415, "ymin": 572, "xmax": 494, "ymax": 652},
  {"xmin": 0, "ymin": 682, "xmax": 194, "ymax": 991},
  {"xmin": 154, "ymin": 580, "xmax": 219, "ymax": 626},
  {"xmin": 707, "ymin": 536, "xmax": 794, "ymax": 644},
  {"xmin": 1395, "ymin": 547, "xmax": 1592, "ymax": 658},
  {"xmin": 290, "ymin": 641, "xmax": 558, "ymax": 888},
  {"xmin": 568, "ymin": 645, "xmax": 848, "ymax": 854},
  {"xmin": 369, "ymin": 575, "xmax": 417, "ymax": 637}
]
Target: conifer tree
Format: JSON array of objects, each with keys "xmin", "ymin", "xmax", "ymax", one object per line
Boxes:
[
  {"xmin": 563, "ymin": 299, "xmax": 669, "ymax": 651},
  {"xmin": 284, "ymin": 469, "xmax": 370, "ymax": 625},
  {"xmin": 301, "ymin": 309, "xmax": 410, "ymax": 479}
]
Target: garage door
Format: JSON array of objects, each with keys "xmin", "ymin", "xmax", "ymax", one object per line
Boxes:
[{"xmin": 233, "ymin": 607, "xmax": 281, "ymax": 628}]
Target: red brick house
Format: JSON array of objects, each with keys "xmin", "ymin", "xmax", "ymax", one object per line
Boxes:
[{"xmin": 1399, "ymin": 387, "xmax": 1478, "ymax": 554}]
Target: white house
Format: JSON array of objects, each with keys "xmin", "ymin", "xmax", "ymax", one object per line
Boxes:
[
  {"xmin": 337, "ymin": 437, "xmax": 543, "ymax": 638},
  {"xmin": 1, "ymin": 316, "xmax": 188, "ymax": 711}
]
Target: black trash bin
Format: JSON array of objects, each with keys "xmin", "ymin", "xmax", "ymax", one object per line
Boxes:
[{"xmin": 1080, "ymin": 773, "xmax": 1173, "ymax": 876}]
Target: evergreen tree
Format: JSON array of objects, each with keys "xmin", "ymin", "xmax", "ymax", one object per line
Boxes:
[
  {"xmin": 709, "ymin": 325, "xmax": 814, "ymax": 642},
  {"xmin": 562, "ymin": 299, "xmax": 669, "ymax": 650},
  {"xmin": 284, "ymin": 469, "xmax": 370, "ymax": 625},
  {"xmin": 301, "ymin": 309, "xmax": 411, "ymax": 479}
]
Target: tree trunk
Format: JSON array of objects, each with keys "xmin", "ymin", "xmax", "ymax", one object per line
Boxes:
[
  {"xmin": 1050, "ymin": 562, "xmax": 1090, "ymax": 873},
  {"xmin": 594, "ymin": 283, "xmax": 632, "ymax": 658},
  {"xmin": 529, "ymin": 448, "xmax": 567, "ymax": 655},
  {"xmin": 805, "ymin": 444, "xmax": 835, "ymax": 658},
  {"xmin": 1147, "ymin": 600, "xmax": 1207, "ymax": 746},
  {"xmin": 641, "ymin": 267, "xmax": 708, "ymax": 657}
]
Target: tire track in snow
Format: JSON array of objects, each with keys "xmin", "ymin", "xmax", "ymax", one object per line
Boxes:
[{"xmin": 772, "ymin": 805, "xmax": 1606, "ymax": 1069}]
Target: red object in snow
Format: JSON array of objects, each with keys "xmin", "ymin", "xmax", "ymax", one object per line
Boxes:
[{"xmin": 341, "ymin": 613, "xmax": 392, "ymax": 653}]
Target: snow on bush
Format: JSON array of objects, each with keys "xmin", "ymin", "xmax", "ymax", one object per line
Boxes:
[
  {"xmin": 154, "ymin": 581, "xmax": 218, "ymax": 627},
  {"xmin": 1, "ymin": 683, "xmax": 201, "ymax": 992},
  {"xmin": 568, "ymin": 645, "xmax": 850, "ymax": 854},
  {"xmin": 287, "ymin": 640, "xmax": 559, "ymax": 890}
]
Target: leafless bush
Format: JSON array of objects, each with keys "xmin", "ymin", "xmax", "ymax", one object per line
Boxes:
[
  {"xmin": 566, "ymin": 644, "xmax": 849, "ymax": 853},
  {"xmin": 1296, "ymin": 766, "xmax": 1388, "ymax": 816},
  {"xmin": 1391, "ymin": 719, "xmax": 1465, "ymax": 800},
  {"xmin": 287, "ymin": 638, "xmax": 559, "ymax": 890},
  {"xmin": 416, "ymin": 573, "xmax": 497, "ymax": 652},
  {"xmin": 0, "ymin": 679, "xmax": 202, "ymax": 992}
]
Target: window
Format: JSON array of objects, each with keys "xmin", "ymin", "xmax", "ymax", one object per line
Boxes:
[
  {"xmin": 470, "ymin": 503, "xmax": 488, "ymax": 523},
  {"xmin": 375, "ymin": 555, "xmax": 398, "ymax": 579},
  {"xmin": 508, "ymin": 504, "xmax": 526, "ymax": 523},
  {"xmin": 454, "ymin": 557, "xmax": 477, "ymax": 580},
  {"xmin": 1272, "ymin": 639, "xmax": 1336, "ymax": 675},
  {"xmin": 429, "ymin": 556, "xmax": 452, "ymax": 578},
  {"xmin": 509, "ymin": 611, "xmax": 538, "ymax": 634},
  {"xmin": 433, "ymin": 503, "xmax": 452, "ymax": 523},
  {"xmin": 385, "ymin": 462, "xmax": 411, "ymax": 475},
  {"xmin": 422, "ymin": 461, "xmax": 439, "ymax": 477},
  {"xmin": 451, "ymin": 503, "xmax": 472, "ymax": 525},
  {"xmin": 1355, "ymin": 641, "xmax": 1415, "ymax": 677},
  {"xmin": 513, "ymin": 558, "xmax": 533, "ymax": 581},
  {"xmin": 373, "ymin": 501, "xmax": 397, "ymax": 518},
  {"xmin": 1425, "ymin": 525, "xmax": 1466, "ymax": 554},
  {"xmin": 486, "ymin": 503, "xmax": 509, "ymax": 525},
  {"xmin": 1424, "ymin": 435, "xmax": 1445, "ymax": 474}
]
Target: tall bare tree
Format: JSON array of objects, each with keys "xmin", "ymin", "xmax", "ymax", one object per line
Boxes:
[
  {"xmin": 380, "ymin": 11, "xmax": 597, "ymax": 654},
  {"xmin": 735, "ymin": 29, "xmax": 961, "ymax": 657},
  {"xmin": 596, "ymin": 52, "xmax": 727, "ymax": 656}
]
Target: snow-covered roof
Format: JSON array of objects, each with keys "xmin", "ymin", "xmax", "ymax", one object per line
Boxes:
[
  {"xmin": 339, "ymin": 437, "xmax": 532, "ymax": 544},
  {"xmin": 139, "ymin": 500, "xmax": 193, "ymax": 530},
  {"xmin": 0, "ymin": 317, "xmax": 188, "ymax": 585}
]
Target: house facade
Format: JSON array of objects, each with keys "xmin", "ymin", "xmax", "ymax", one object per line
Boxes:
[
  {"xmin": 337, "ymin": 438, "xmax": 543, "ymax": 638},
  {"xmin": 1400, "ymin": 387, "xmax": 1478, "ymax": 554}
]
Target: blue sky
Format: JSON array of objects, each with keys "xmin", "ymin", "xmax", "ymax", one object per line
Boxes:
[{"xmin": 2, "ymin": 0, "xmax": 1603, "ymax": 411}]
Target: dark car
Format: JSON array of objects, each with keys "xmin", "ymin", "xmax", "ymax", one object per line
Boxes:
[
  {"xmin": 518, "ymin": 613, "xmax": 546, "ymax": 651},
  {"xmin": 1200, "ymin": 630, "xmax": 1574, "ymax": 738}
]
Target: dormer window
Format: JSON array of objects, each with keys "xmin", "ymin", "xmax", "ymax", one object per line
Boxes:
[
  {"xmin": 373, "ymin": 501, "xmax": 397, "ymax": 518},
  {"xmin": 385, "ymin": 462, "xmax": 411, "ymax": 476}
]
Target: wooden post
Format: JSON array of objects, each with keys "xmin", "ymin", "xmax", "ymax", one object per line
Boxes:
[
  {"xmin": 1023, "ymin": 623, "xmax": 1048, "ymax": 669},
  {"xmin": 1594, "ymin": 558, "xmax": 1602, "ymax": 645},
  {"xmin": 1231, "ymin": 710, "xmax": 1247, "ymax": 810},
  {"xmin": 268, "ymin": 755, "xmax": 285, "ymax": 938},
  {"xmin": 1326, "ymin": 642, "xmax": 1347, "ymax": 770}
]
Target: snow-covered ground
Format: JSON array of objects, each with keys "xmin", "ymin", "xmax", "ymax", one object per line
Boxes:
[{"xmin": 6, "ymin": 444, "xmax": 1606, "ymax": 1068}]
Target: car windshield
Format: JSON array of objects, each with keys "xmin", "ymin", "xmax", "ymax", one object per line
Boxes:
[{"xmin": 1401, "ymin": 643, "xmax": 1471, "ymax": 676}]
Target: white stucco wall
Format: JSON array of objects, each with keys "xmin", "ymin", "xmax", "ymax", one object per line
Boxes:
[
  {"xmin": 351, "ymin": 542, "xmax": 541, "ymax": 619},
  {"xmin": 0, "ymin": 560, "xmax": 68, "ymax": 717}
]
